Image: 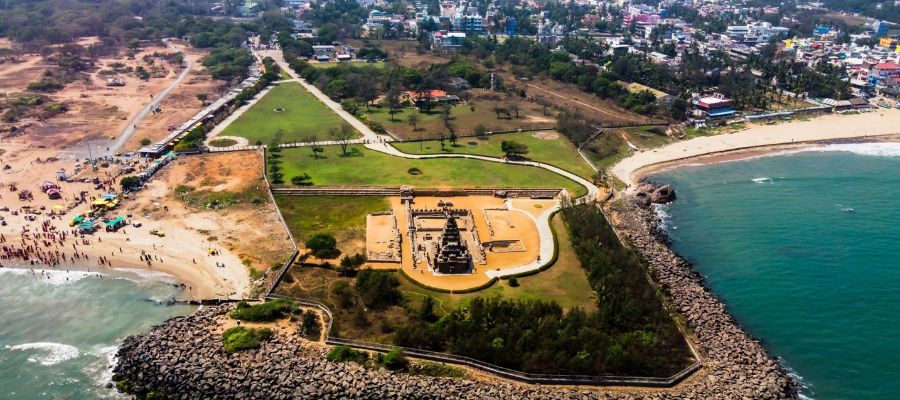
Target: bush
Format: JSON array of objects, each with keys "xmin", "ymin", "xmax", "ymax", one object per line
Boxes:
[
  {"xmin": 355, "ymin": 269, "xmax": 401, "ymax": 309},
  {"xmin": 229, "ymin": 299, "xmax": 295, "ymax": 322},
  {"xmin": 299, "ymin": 310, "xmax": 322, "ymax": 339},
  {"xmin": 508, "ymin": 277, "xmax": 519, "ymax": 287},
  {"xmin": 407, "ymin": 167, "xmax": 422, "ymax": 175},
  {"xmin": 140, "ymin": 138, "xmax": 152, "ymax": 146},
  {"xmin": 305, "ymin": 233, "xmax": 339, "ymax": 258},
  {"xmin": 326, "ymin": 345, "xmax": 369, "ymax": 364},
  {"xmin": 27, "ymin": 79, "xmax": 64, "ymax": 92},
  {"xmin": 379, "ymin": 348, "xmax": 408, "ymax": 370},
  {"xmin": 222, "ymin": 326, "xmax": 274, "ymax": 353},
  {"xmin": 120, "ymin": 176, "xmax": 141, "ymax": 190}
]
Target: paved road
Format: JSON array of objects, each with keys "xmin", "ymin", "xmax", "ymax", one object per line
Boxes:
[{"xmin": 105, "ymin": 40, "xmax": 194, "ymax": 156}]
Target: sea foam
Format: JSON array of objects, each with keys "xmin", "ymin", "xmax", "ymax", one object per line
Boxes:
[
  {"xmin": 0, "ymin": 268, "xmax": 99, "ymax": 286},
  {"xmin": 791, "ymin": 142, "xmax": 900, "ymax": 158},
  {"xmin": 5, "ymin": 342, "xmax": 80, "ymax": 366}
]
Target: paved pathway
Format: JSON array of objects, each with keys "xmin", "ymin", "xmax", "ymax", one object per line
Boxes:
[
  {"xmin": 246, "ymin": 45, "xmax": 602, "ymax": 280},
  {"xmin": 106, "ymin": 39, "xmax": 194, "ymax": 156},
  {"xmin": 485, "ymin": 200, "xmax": 560, "ymax": 279}
]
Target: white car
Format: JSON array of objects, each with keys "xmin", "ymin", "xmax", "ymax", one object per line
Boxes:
[{"xmin": 132, "ymin": 222, "xmax": 142, "ymax": 228}]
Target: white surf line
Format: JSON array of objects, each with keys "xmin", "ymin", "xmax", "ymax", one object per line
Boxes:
[{"xmin": 107, "ymin": 39, "xmax": 194, "ymax": 155}]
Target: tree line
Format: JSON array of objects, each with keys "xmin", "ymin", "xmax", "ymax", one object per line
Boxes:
[{"xmin": 393, "ymin": 204, "xmax": 692, "ymax": 377}]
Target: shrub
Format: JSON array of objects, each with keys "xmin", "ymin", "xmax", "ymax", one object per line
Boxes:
[
  {"xmin": 355, "ymin": 269, "xmax": 401, "ymax": 309},
  {"xmin": 222, "ymin": 326, "xmax": 274, "ymax": 353},
  {"xmin": 326, "ymin": 345, "xmax": 369, "ymax": 364},
  {"xmin": 27, "ymin": 79, "xmax": 64, "ymax": 92},
  {"xmin": 305, "ymin": 233, "xmax": 339, "ymax": 258},
  {"xmin": 508, "ymin": 277, "xmax": 519, "ymax": 287},
  {"xmin": 299, "ymin": 310, "xmax": 321, "ymax": 339},
  {"xmin": 407, "ymin": 167, "xmax": 422, "ymax": 175},
  {"xmin": 379, "ymin": 348, "xmax": 408, "ymax": 370},
  {"xmin": 229, "ymin": 299, "xmax": 295, "ymax": 322}
]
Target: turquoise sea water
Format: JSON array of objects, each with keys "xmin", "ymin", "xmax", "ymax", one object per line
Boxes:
[
  {"xmin": 0, "ymin": 268, "xmax": 193, "ymax": 399},
  {"xmin": 652, "ymin": 143, "xmax": 900, "ymax": 400}
]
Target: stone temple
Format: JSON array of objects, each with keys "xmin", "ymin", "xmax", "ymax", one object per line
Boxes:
[{"xmin": 433, "ymin": 214, "xmax": 472, "ymax": 274}]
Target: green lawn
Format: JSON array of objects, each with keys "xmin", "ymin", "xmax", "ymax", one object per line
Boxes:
[
  {"xmin": 391, "ymin": 131, "xmax": 596, "ymax": 179},
  {"xmin": 364, "ymin": 101, "xmax": 553, "ymax": 140},
  {"xmin": 277, "ymin": 145, "xmax": 586, "ymax": 197},
  {"xmin": 221, "ymin": 82, "xmax": 347, "ymax": 144},
  {"xmin": 400, "ymin": 213, "xmax": 596, "ymax": 313},
  {"xmin": 274, "ymin": 195, "xmax": 388, "ymax": 255},
  {"xmin": 278, "ymin": 68, "xmax": 293, "ymax": 80}
]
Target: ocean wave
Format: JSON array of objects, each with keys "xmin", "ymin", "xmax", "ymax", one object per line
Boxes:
[
  {"xmin": 5, "ymin": 342, "xmax": 80, "ymax": 366},
  {"xmin": 652, "ymin": 203, "xmax": 673, "ymax": 231},
  {"xmin": 112, "ymin": 268, "xmax": 179, "ymax": 284},
  {"xmin": 0, "ymin": 268, "xmax": 100, "ymax": 286},
  {"xmin": 752, "ymin": 177, "xmax": 773, "ymax": 183},
  {"xmin": 782, "ymin": 142, "xmax": 900, "ymax": 158}
]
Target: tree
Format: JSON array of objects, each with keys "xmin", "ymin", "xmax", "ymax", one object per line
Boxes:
[
  {"xmin": 340, "ymin": 99, "xmax": 359, "ymax": 115},
  {"xmin": 509, "ymin": 102, "xmax": 520, "ymax": 118},
  {"xmin": 329, "ymin": 123, "xmax": 356, "ymax": 156},
  {"xmin": 305, "ymin": 233, "xmax": 339, "ymax": 258},
  {"xmin": 355, "ymin": 269, "xmax": 401, "ymax": 309},
  {"xmin": 385, "ymin": 88, "xmax": 402, "ymax": 121},
  {"xmin": 140, "ymin": 138, "xmax": 151, "ymax": 146},
  {"xmin": 291, "ymin": 174, "xmax": 312, "ymax": 186},
  {"xmin": 440, "ymin": 104, "xmax": 452, "ymax": 128},
  {"xmin": 407, "ymin": 112, "xmax": 420, "ymax": 131},
  {"xmin": 120, "ymin": 176, "xmax": 141, "ymax": 190},
  {"xmin": 492, "ymin": 104, "xmax": 506, "ymax": 119},
  {"xmin": 473, "ymin": 123, "xmax": 487, "ymax": 138},
  {"xmin": 196, "ymin": 93, "xmax": 209, "ymax": 104},
  {"xmin": 127, "ymin": 38, "xmax": 140, "ymax": 51},
  {"xmin": 501, "ymin": 140, "xmax": 529, "ymax": 159}
]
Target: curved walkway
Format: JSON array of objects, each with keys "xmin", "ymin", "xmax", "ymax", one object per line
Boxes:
[
  {"xmin": 256, "ymin": 46, "xmax": 599, "ymax": 280},
  {"xmin": 484, "ymin": 200, "xmax": 559, "ymax": 279},
  {"xmin": 107, "ymin": 39, "xmax": 194, "ymax": 156}
]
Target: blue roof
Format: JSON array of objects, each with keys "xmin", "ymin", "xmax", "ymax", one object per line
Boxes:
[{"xmin": 706, "ymin": 108, "xmax": 737, "ymax": 117}]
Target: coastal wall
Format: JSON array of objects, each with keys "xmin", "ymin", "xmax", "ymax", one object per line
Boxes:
[{"xmin": 112, "ymin": 197, "xmax": 798, "ymax": 399}]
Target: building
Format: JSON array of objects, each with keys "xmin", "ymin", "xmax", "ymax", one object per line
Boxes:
[
  {"xmin": 692, "ymin": 93, "xmax": 737, "ymax": 119},
  {"xmin": 404, "ymin": 89, "xmax": 460, "ymax": 107},
  {"xmin": 727, "ymin": 22, "xmax": 789, "ymax": 44},
  {"xmin": 453, "ymin": 13, "xmax": 483, "ymax": 34},
  {"xmin": 432, "ymin": 31, "xmax": 466, "ymax": 51},
  {"xmin": 433, "ymin": 214, "xmax": 472, "ymax": 274}
]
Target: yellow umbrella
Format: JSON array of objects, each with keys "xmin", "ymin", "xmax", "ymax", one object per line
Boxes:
[{"xmin": 53, "ymin": 205, "xmax": 65, "ymax": 210}]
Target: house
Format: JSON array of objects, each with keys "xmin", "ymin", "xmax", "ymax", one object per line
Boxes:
[
  {"xmin": 692, "ymin": 93, "xmax": 737, "ymax": 119},
  {"xmin": 404, "ymin": 89, "xmax": 460, "ymax": 107},
  {"xmin": 432, "ymin": 31, "xmax": 466, "ymax": 51}
]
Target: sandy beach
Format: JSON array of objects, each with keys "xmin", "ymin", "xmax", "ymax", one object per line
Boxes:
[{"xmin": 611, "ymin": 108, "xmax": 900, "ymax": 189}]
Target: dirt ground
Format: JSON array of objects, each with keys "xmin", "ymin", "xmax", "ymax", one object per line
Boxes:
[
  {"xmin": 496, "ymin": 71, "xmax": 655, "ymax": 126},
  {"xmin": 148, "ymin": 151, "xmax": 294, "ymax": 276},
  {"xmin": 347, "ymin": 39, "xmax": 446, "ymax": 69},
  {"xmin": 125, "ymin": 45, "xmax": 222, "ymax": 151},
  {"xmin": 370, "ymin": 196, "xmax": 543, "ymax": 291},
  {"xmin": 0, "ymin": 38, "xmax": 188, "ymax": 149}
]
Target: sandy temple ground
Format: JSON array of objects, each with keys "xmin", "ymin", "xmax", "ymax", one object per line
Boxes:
[
  {"xmin": 368, "ymin": 196, "xmax": 557, "ymax": 291},
  {"xmin": 612, "ymin": 108, "xmax": 900, "ymax": 188}
]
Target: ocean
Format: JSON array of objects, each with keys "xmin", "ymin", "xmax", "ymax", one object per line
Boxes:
[
  {"xmin": 0, "ymin": 268, "xmax": 194, "ymax": 399},
  {"xmin": 651, "ymin": 142, "xmax": 900, "ymax": 400}
]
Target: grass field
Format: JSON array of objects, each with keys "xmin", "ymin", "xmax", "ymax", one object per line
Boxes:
[
  {"xmin": 392, "ymin": 131, "xmax": 596, "ymax": 179},
  {"xmin": 274, "ymin": 195, "xmax": 389, "ymax": 255},
  {"xmin": 220, "ymin": 82, "xmax": 348, "ymax": 144},
  {"xmin": 365, "ymin": 99, "xmax": 552, "ymax": 140},
  {"xmin": 400, "ymin": 213, "xmax": 595, "ymax": 313},
  {"xmin": 277, "ymin": 145, "xmax": 587, "ymax": 196}
]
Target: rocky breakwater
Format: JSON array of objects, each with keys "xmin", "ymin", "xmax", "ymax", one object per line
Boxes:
[{"xmin": 608, "ymin": 194, "xmax": 799, "ymax": 399}]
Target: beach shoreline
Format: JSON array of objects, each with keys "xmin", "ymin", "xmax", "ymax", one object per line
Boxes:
[{"xmin": 611, "ymin": 109, "xmax": 900, "ymax": 189}]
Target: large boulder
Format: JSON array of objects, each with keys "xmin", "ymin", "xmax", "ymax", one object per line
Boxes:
[{"xmin": 651, "ymin": 184, "xmax": 676, "ymax": 204}]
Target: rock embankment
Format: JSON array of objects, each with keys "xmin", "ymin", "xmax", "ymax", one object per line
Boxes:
[{"xmin": 113, "ymin": 199, "xmax": 798, "ymax": 400}]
